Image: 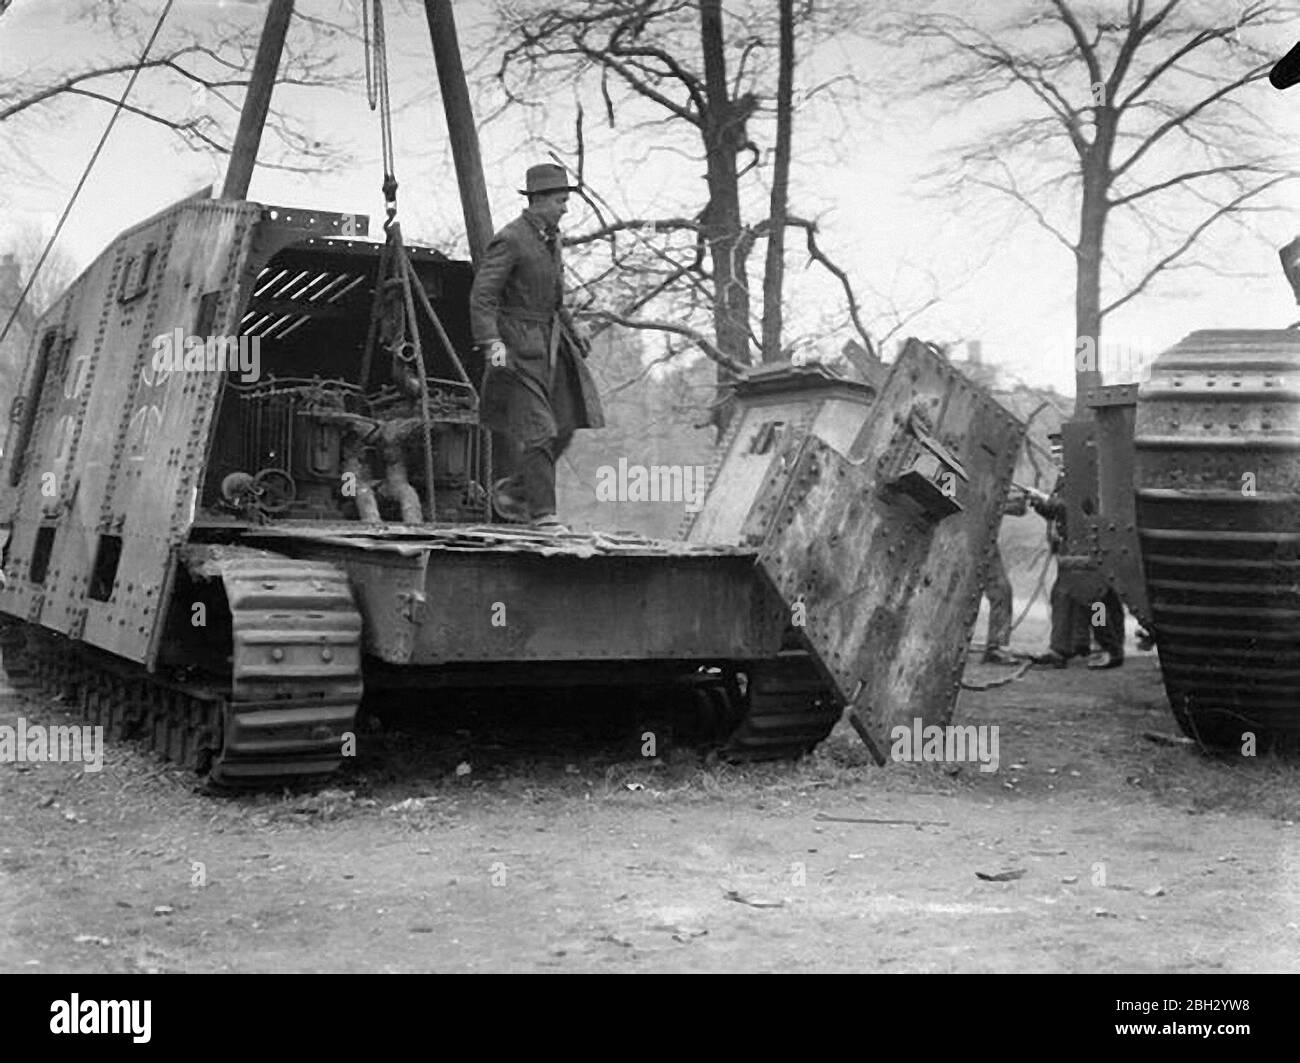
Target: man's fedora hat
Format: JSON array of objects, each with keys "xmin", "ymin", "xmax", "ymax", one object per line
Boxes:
[{"xmin": 520, "ymin": 163, "xmax": 579, "ymax": 196}]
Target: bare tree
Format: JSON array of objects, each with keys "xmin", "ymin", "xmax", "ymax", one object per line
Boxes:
[
  {"xmin": 761, "ymin": 0, "xmax": 794, "ymax": 363},
  {"xmin": 4, "ymin": 225, "xmax": 79, "ymax": 320},
  {"xmin": 0, "ymin": 0, "xmax": 358, "ymax": 190},
  {"xmin": 904, "ymin": 0, "xmax": 1299, "ymax": 414},
  {"xmin": 0, "ymin": 228, "xmax": 78, "ymax": 448},
  {"xmin": 487, "ymin": 0, "xmax": 878, "ymax": 426}
]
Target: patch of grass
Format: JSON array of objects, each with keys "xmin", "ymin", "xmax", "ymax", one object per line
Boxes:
[{"xmin": 1138, "ymin": 746, "xmax": 1300, "ymax": 822}]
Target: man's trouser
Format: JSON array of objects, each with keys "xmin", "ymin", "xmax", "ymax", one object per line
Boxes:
[
  {"xmin": 508, "ymin": 429, "xmax": 573, "ymax": 519},
  {"xmin": 1049, "ymin": 572, "xmax": 1092, "ymax": 657},
  {"xmin": 985, "ymin": 544, "xmax": 1013, "ymax": 649},
  {"xmin": 1088, "ymin": 586, "xmax": 1125, "ymax": 658}
]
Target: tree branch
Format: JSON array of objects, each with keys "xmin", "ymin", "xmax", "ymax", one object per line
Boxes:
[
  {"xmin": 784, "ymin": 216, "xmax": 874, "ymax": 355},
  {"xmin": 1101, "ymin": 174, "xmax": 1295, "ymax": 317},
  {"xmin": 969, "ymin": 166, "xmax": 1076, "ymax": 252},
  {"xmin": 577, "ymin": 45, "xmax": 700, "ymax": 125},
  {"xmin": 1108, "ymin": 162, "xmax": 1275, "ymax": 207},
  {"xmin": 1113, "ymin": 64, "xmax": 1271, "ymax": 179},
  {"xmin": 564, "ymin": 217, "xmax": 701, "ymax": 247},
  {"xmin": 583, "ymin": 310, "xmax": 747, "ymax": 373},
  {"xmin": 1049, "ymin": 0, "xmax": 1103, "ymax": 87}
]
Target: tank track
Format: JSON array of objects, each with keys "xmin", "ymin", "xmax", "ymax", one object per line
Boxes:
[
  {"xmin": 212, "ymin": 557, "xmax": 364, "ymax": 784},
  {"xmin": 2, "ymin": 594, "xmax": 835, "ymax": 779},
  {"xmin": 714, "ymin": 651, "xmax": 844, "ymax": 761},
  {"xmin": 9, "ymin": 633, "xmax": 226, "ymax": 775},
  {"xmin": 1135, "ymin": 330, "xmax": 1300, "ymax": 749},
  {"xmin": 0, "ymin": 555, "xmax": 363, "ymax": 787}
]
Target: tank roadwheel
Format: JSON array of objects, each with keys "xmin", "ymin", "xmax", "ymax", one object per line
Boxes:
[
  {"xmin": 0, "ymin": 622, "xmax": 32, "ymax": 684},
  {"xmin": 142, "ymin": 683, "xmax": 163, "ymax": 755},
  {"xmin": 672, "ymin": 667, "xmax": 748, "ymax": 747},
  {"xmin": 721, "ymin": 651, "xmax": 843, "ymax": 762},
  {"xmin": 107, "ymin": 676, "xmax": 138, "ymax": 743},
  {"xmin": 25, "ymin": 631, "xmax": 64, "ymax": 701},
  {"xmin": 173, "ymin": 692, "xmax": 220, "ymax": 775},
  {"xmin": 166, "ymin": 693, "xmax": 188, "ymax": 768},
  {"xmin": 85, "ymin": 682, "xmax": 107, "ymax": 730},
  {"xmin": 31, "ymin": 647, "xmax": 52, "ymax": 697},
  {"xmin": 101, "ymin": 675, "xmax": 122, "ymax": 739},
  {"xmin": 76, "ymin": 668, "xmax": 95, "ymax": 724},
  {"xmin": 187, "ymin": 695, "xmax": 223, "ymax": 776}
]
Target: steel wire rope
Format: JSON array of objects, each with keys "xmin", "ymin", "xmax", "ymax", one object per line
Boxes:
[{"xmin": 360, "ymin": 0, "xmax": 435, "ymax": 519}]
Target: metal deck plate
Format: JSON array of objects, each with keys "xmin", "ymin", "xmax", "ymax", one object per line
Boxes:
[{"xmin": 245, "ymin": 523, "xmax": 757, "ymax": 560}]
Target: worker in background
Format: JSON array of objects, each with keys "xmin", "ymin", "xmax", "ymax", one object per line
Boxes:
[
  {"xmin": 1087, "ymin": 584, "xmax": 1126, "ymax": 669},
  {"xmin": 1030, "ymin": 434, "xmax": 1092, "ymax": 668},
  {"xmin": 1028, "ymin": 433, "xmax": 1127, "ymax": 669},
  {"xmin": 982, "ymin": 486, "xmax": 1026, "ymax": 665},
  {"xmin": 469, "ymin": 163, "xmax": 604, "ymax": 532}
]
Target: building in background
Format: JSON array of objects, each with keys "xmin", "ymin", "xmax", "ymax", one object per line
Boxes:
[{"xmin": 557, "ymin": 329, "xmax": 716, "ymax": 538}]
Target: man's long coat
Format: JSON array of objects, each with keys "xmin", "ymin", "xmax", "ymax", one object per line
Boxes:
[{"xmin": 469, "ymin": 211, "xmax": 605, "ymax": 445}]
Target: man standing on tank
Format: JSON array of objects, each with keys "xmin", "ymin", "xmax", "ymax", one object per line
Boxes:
[{"xmin": 470, "ymin": 163, "xmax": 604, "ymax": 532}]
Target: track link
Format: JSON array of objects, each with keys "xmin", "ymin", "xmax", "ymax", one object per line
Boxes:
[
  {"xmin": 212, "ymin": 557, "xmax": 363, "ymax": 785},
  {"xmin": 721, "ymin": 651, "xmax": 843, "ymax": 761},
  {"xmin": 4, "ymin": 630, "xmax": 224, "ymax": 775}
]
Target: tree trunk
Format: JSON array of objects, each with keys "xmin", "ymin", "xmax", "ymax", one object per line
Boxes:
[
  {"xmin": 1074, "ymin": 122, "xmax": 1115, "ymax": 418},
  {"xmin": 761, "ymin": 0, "xmax": 794, "ymax": 364},
  {"xmin": 698, "ymin": 0, "xmax": 749, "ymax": 429},
  {"xmin": 1073, "ymin": 192, "xmax": 1105, "ymax": 418}
]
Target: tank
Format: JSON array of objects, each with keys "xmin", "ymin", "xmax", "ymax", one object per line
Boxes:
[
  {"xmin": 0, "ymin": 193, "xmax": 1024, "ymax": 785},
  {"xmin": 1059, "ymin": 244, "xmax": 1300, "ymax": 750},
  {"xmin": 1134, "ymin": 330, "xmax": 1300, "ymax": 747}
]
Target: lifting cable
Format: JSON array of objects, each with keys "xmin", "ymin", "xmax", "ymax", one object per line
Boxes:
[
  {"xmin": 363, "ymin": 0, "xmax": 398, "ymax": 215},
  {"xmin": 359, "ymin": 0, "xmax": 439, "ymax": 521},
  {"xmin": 0, "ymin": 0, "xmax": 176, "ymax": 351}
]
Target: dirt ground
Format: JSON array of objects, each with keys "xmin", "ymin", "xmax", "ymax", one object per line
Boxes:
[{"xmin": 3, "ymin": 612, "xmax": 1299, "ymax": 974}]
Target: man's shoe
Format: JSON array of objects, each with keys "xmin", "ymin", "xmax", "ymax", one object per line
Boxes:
[
  {"xmin": 982, "ymin": 647, "xmax": 1020, "ymax": 665},
  {"xmin": 492, "ymin": 478, "xmax": 529, "ymax": 524},
  {"xmin": 1086, "ymin": 650, "xmax": 1124, "ymax": 670},
  {"xmin": 531, "ymin": 515, "xmax": 571, "ymax": 533},
  {"xmin": 1032, "ymin": 650, "xmax": 1069, "ymax": 669}
]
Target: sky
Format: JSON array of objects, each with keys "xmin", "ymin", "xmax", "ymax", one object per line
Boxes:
[{"xmin": 2, "ymin": 0, "xmax": 1299, "ymax": 397}]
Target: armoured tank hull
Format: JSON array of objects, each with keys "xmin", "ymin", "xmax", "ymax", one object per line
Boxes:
[
  {"xmin": 1134, "ymin": 330, "xmax": 1300, "ymax": 748},
  {"xmin": 0, "ymin": 193, "xmax": 1022, "ymax": 786}
]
